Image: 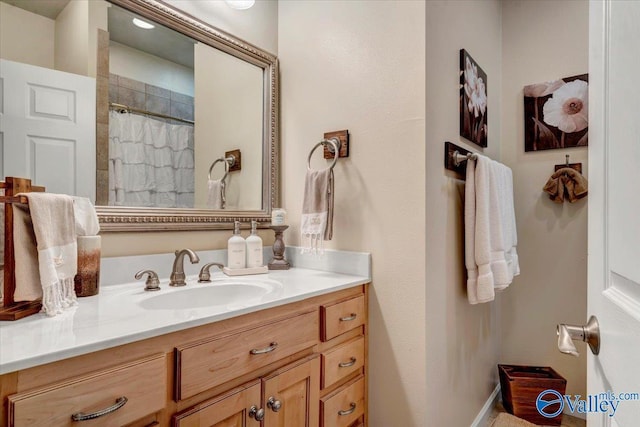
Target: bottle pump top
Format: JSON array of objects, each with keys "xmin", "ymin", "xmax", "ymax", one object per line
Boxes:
[{"xmin": 234, "ymin": 220, "xmax": 241, "ymax": 235}]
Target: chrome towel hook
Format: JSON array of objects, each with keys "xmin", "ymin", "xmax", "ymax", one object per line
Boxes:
[
  {"xmin": 307, "ymin": 137, "xmax": 340, "ymax": 171},
  {"xmin": 208, "ymin": 155, "xmax": 236, "ymax": 181}
]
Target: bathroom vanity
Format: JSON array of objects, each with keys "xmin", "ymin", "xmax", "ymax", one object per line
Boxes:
[{"xmin": 0, "ymin": 266, "xmax": 369, "ymax": 427}]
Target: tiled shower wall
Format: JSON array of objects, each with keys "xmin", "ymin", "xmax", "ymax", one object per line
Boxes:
[{"xmin": 108, "ymin": 74, "xmax": 194, "ymax": 123}]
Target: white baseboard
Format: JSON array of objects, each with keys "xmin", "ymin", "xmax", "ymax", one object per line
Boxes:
[{"xmin": 470, "ymin": 383, "xmax": 501, "ymax": 427}]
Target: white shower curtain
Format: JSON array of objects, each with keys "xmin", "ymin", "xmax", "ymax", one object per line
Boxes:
[{"xmin": 108, "ymin": 110, "xmax": 195, "ymax": 208}]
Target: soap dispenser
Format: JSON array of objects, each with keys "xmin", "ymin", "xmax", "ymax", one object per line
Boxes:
[
  {"xmin": 245, "ymin": 220, "xmax": 263, "ymax": 268},
  {"xmin": 227, "ymin": 221, "xmax": 246, "ymax": 269}
]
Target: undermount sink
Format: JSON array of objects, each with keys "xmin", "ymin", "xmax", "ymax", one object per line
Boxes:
[{"xmin": 139, "ymin": 279, "xmax": 282, "ymax": 310}]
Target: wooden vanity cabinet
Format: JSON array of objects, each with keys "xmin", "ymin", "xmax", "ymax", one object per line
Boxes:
[
  {"xmin": 173, "ymin": 356, "xmax": 319, "ymax": 427},
  {"xmin": 0, "ymin": 285, "xmax": 368, "ymax": 427}
]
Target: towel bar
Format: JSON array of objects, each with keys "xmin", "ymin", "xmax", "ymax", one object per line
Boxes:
[{"xmin": 444, "ymin": 141, "xmax": 479, "ymax": 179}]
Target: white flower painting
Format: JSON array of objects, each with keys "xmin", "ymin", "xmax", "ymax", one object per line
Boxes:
[
  {"xmin": 524, "ymin": 74, "xmax": 589, "ymax": 151},
  {"xmin": 460, "ymin": 49, "xmax": 488, "ymax": 147}
]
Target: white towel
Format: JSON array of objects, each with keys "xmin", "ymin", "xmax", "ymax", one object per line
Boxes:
[
  {"xmin": 465, "ymin": 155, "xmax": 520, "ymax": 304},
  {"xmin": 206, "ymin": 179, "xmax": 224, "ymax": 209},
  {"xmin": 13, "ymin": 193, "xmax": 78, "ymax": 316},
  {"xmin": 301, "ymin": 168, "xmax": 334, "ymax": 254},
  {"xmin": 72, "ymin": 197, "xmax": 100, "ymax": 236}
]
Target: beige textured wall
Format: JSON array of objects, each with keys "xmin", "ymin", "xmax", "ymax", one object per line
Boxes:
[
  {"xmin": 109, "ymin": 41, "xmax": 194, "ymax": 96},
  {"xmin": 0, "ymin": 2, "xmax": 55, "ymax": 68},
  {"xmin": 278, "ymin": 2, "xmax": 425, "ymax": 426},
  {"xmin": 55, "ymin": 0, "xmax": 89, "ymax": 76},
  {"xmin": 193, "ymin": 44, "xmax": 263, "ymax": 210},
  {"xmin": 500, "ymin": 0, "xmax": 589, "ymax": 399},
  {"xmin": 425, "ymin": 1, "xmax": 503, "ymax": 425}
]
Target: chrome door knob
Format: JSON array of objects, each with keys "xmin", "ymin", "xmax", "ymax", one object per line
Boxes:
[{"xmin": 557, "ymin": 315, "xmax": 600, "ymax": 357}]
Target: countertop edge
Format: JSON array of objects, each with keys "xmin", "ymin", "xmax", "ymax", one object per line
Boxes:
[{"xmin": 0, "ymin": 277, "xmax": 370, "ymax": 375}]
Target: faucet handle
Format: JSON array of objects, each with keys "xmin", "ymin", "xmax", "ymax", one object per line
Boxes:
[
  {"xmin": 135, "ymin": 270, "xmax": 161, "ymax": 291},
  {"xmin": 198, "ymin": 262, "xmax": 225, "ymax": 283}
]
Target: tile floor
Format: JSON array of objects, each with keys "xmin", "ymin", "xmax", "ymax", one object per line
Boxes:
[{"xmin": 486, "ymin": 403, "xmax": 586, "ymax": 427}]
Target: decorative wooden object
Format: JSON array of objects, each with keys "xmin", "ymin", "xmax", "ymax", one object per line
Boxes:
[
  {"xmin": 554, "ymin": 154, "xmax": 582, "ymax": 174},
  {"xmin": 268, "ymin": 225, "xmax": 290, "ymax": 270},
  {"xmin": 444, "ymin": 141, "xmax": 474, "ymax": 179},
  {"xmin": 323, "ymin": 130, "xmax": 350, "ymax": 160},
  {"xmin": 1, "ymin": 177, "xmax": 45, "ymax": 320},
  {"xmin": 225, "ymin": 149, "xmax": 242, "ymax": 172}
]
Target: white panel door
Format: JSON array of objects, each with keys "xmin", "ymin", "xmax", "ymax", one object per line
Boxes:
[
  {"xmin": 588, "ymin": 1, "xmax": 640, "ymax": 426},
  {"xmin": 0, "ymin": 59, "xmax": 96, "ymax": 200}
]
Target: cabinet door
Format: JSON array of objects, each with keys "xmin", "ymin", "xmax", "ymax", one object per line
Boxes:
[
  {"xmin": 262, "ymin": 356, "xmax": 320, "ymax": 427},
  {"xmin": 172, "ymin": 381, "xmax": 261, "ymax": 427}
]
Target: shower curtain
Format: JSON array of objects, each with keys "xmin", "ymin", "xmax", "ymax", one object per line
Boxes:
[{"xmin": 108, "ymin": 110, "xmax": 195, "ymax": 208}]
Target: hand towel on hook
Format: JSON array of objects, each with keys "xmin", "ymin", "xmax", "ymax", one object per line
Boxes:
[{"xmin": 301, "ymin": 168, "xmax": 334, "ymax": 255}]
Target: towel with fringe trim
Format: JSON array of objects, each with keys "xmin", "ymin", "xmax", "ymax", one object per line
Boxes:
[
  {"xmin": 13, "ymin": 193, "xmax": 77, "ymax": 316},
  {"xmin": 300, "ymin": 168, "xmax": 334, "ymax": 254}
]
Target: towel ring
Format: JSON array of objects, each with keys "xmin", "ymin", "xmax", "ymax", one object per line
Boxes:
[
  {"xmin": 208, "ymin": 155, "xmax": 236, "ymax": 181},
  {"xmin": 307, "ymin": 137, "xmax": 340, "ymax": 171}
]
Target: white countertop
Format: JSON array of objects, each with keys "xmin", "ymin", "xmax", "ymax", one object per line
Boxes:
[{"xmin": 0, "ymin": 268, "xmax": 369, "ymax": 375}]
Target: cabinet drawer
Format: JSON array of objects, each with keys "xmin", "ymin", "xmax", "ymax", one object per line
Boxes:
[
  {"xmin": 321, "ymin": 295, "xmax": 365, "ymax": 341},
  {"xmin": 176, "ymin": 311, "xmax": 318, "ymax": 400},
  {"xmin": 321, "ymin": 376, "xmax": 365, "ymax": 427},
  {"xmin": 8, "ymin": 354, "xmax": 165, "ymax": 427},
  {"xmin": 322, "ymin": 336, "xmax": 365, "ymax": 389}
]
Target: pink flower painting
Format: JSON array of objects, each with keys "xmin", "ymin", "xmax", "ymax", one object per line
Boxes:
[
  {"xmin": 460, "ymin": 49, "xmax": 488, "ymax": 147},
  {"xmin": 524, "ymin": 74, "xmax": 588, "ymax": 152}
]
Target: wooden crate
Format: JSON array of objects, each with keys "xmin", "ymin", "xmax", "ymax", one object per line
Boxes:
[{"xmin": 498, "ymin": 364, "xmax": 567, "ymax": 426}]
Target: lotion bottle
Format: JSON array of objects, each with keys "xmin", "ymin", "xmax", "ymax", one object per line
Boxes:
[
  {"xmin": 227, "ymin": 221, "xmax": 246, "ymax": 269},
  {"xmin": 245, "ymin": 220, "xmax": 263, "ymax": 268}
]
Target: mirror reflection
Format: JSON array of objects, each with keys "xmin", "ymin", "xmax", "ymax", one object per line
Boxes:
[
  {"xmin": 0, "ymin": 0, "xmax": 267, "ymax": 214},
  {"xmin": 107, "ymin": 4, "xmax": 263, "ymax": 210}
]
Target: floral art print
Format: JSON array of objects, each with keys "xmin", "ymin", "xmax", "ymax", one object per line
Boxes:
[
  {"xmin": 524, "ymin": 74, "xmax": 588, "ymax": 152},
  {"xmin": 460, "ymin": 49, "xmax": 488, "ymax": 147}
]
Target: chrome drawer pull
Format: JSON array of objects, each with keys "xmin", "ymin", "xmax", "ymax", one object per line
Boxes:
[
  {"xmin": 338, "ymin": 402, "xmax": 356, "ymax": 416},
  {"xmin": 339, "ymin": 313, "xmax": 357, "ymax": 322},
  {"xmin": 250, "ymin": 342, "xmax": 278, "ymax": 355},
  {"xmin": 339, "ymin": 357, "xmax": 357, "ymax": 368},
  {"xmin": 71, "ymin": 396, "xmax": 128, "ymax": 421}
]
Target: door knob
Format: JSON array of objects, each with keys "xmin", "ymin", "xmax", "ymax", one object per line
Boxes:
[{"xmin": 557, "ymin": 315, "xmax": 600, "ymax": 357}]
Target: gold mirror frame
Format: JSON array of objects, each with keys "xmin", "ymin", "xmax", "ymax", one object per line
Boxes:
[{"xmin": 99, "ymin": 0, "xmax": 278, "ymax": 231}]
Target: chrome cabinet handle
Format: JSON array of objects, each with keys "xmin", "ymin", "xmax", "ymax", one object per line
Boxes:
[
  {"xmin": 339, "ymin": 313, "xmax": 357, "ymax": 322},
  {"xmin": 338, "ymin": 357, "xmax": 357, "ymax": 368},
  {"xmin": 267, "ymin": 396, "xmax": 282, "ymax": 412},
  {"xmin": 249, "ymin": 405, "xmax": 265, "ymax": 421},
  {"xmin": 338, "ymin": 402, "xmax": 356, "ymax": 416},
  {"xmin": 250, "ymin": 342, "xmax": 278, "ymax": 355},
  {"xmin": 71, "ymin": 396, "xmax": 128, "ymax": 421}
]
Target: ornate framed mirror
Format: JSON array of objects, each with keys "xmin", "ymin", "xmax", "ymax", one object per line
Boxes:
[{"xmin": 99, "ymin": 0, "xmax": 279, "ymax": 231}]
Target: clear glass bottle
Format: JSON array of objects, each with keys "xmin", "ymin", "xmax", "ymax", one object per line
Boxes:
[
  {"xmin": 227, "ymin": 221, "xmax": 246, "ymax": 269},
  {"xmin": 245, "ymin": 220, "xmax": 263, "ymax": 268}
]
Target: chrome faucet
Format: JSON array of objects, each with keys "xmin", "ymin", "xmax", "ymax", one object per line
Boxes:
[{"xmin": 170, "ymin": 249, "xmax": 200, "ymax": 286}]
